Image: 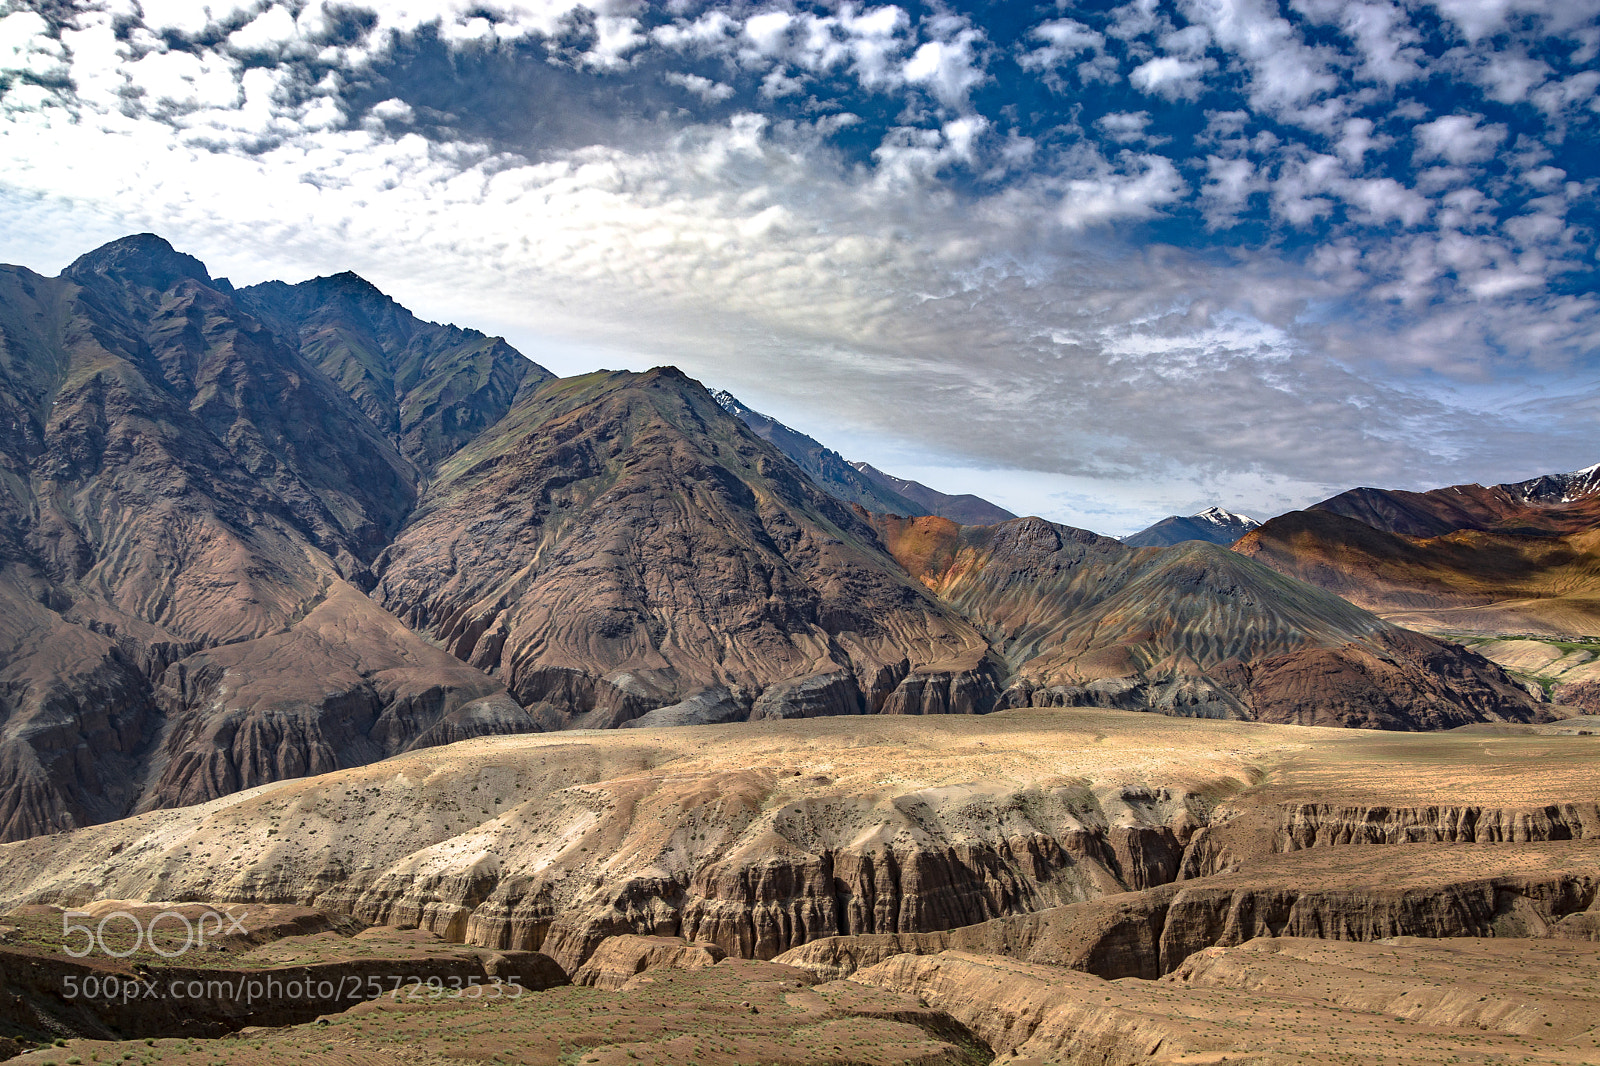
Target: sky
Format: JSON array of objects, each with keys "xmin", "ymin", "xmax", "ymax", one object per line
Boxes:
[{"xmin": 1, "ymin": 0, "xmax": 1597, "ymax": 535}]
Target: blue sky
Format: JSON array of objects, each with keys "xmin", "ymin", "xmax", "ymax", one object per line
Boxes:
[{"xmin": 1, "ymin": 0, "xmax": 1597, "ymax": 533}]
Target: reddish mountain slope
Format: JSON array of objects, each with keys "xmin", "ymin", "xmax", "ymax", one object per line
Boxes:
[
  {"xmin": 869, "ymin": 514, "xmax": 1541, "ymax": 730},
  {"xmin": 1239, "ymin": 468, "xmax": 1600, "ymax": 638}
]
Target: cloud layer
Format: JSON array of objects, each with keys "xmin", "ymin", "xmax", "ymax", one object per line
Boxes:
[{"xmin": 1, "ymin": 0, "xmax": 1597, "ymax": 532}]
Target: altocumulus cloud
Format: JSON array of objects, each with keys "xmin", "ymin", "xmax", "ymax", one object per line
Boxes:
[{"xmin": 0, "ymin": 0, "xmax": 1597, "ymax": 532}]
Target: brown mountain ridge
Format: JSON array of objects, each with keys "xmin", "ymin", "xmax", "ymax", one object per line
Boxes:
[
  {"xmin": 0, "ymin": 235, "xmax": 1549, "ymax": 843},
  {"xmin": 1237, "ymin": 467, "xmax": 1600, "ymax": 638}
]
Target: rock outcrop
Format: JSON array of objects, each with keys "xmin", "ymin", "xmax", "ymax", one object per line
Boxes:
[
  {"xmin": 571, "ymin": 934, "xmax": 727, "ymax": 989},
  {"xmin": 779, "ymin": 840, "xmax": 1600, "ymax": 981},
  {"xmin": 852, "ymin": 935, "xmax": 1600, "ymax": 1065}
]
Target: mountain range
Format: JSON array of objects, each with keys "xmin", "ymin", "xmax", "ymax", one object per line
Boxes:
[
  {"xmin": 0, "ymin": 235, "xmax": 1549, "ymax": 843},
  {"xmin": 1237, "ymin": 467, "xmax": 1600, "ymax": 639}
]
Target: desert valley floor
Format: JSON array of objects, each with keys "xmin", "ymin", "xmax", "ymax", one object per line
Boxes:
[{"xmin": 4, "ymin": 707, "xmax": 1600, "ymax": 1065}]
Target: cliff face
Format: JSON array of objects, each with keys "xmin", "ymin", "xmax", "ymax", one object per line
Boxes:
[
  {"xmin": 850, "ymin": 933, "xmax": 1600, "ymax": 1066},
  {"xmin": 6, "ymin": 710, "xmax": 1599, "ymax": 982},
  {"xmin": 0, "ymin": 712, "xmax": 1266, "ymax": 973},
  {"xmin": 788, "ymin": 839, "xmax": 1600, "ymax": 988}
]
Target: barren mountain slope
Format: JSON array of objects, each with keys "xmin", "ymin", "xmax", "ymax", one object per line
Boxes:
[
  {"xmin": 849, "ymin": 460, "xmax": 1016, "ymax": 525},
  {"xmin": 708, "ymin": 389, "xmax": 930, "ymax": 517},
  {"xmin": 1237, "ymin": 508, "xmax": 1600, "ymax": 637},
  {"xmin": 870, "ymin": 514, "xmax": 1541, "ymax": 729},
  {"xmin": 238, "ymin": 272, "xmax": 554, "ymax": 470},
  {"xmin": 1314, "ymin": 464, "xmax": 1600, "ymax": 537},
  {"xmin": 0, "ymin": 237, "xmax": 521, "ymax": 842},
  {"xmin": 0, "ymin": 235, "xmax": 1567, "ymax": 851},
  {"xmin": 373, "ymin": 368, "xmax": 998, "ymax": 728}
]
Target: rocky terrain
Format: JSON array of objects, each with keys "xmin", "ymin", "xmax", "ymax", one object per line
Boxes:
[
  {"xmin": 371, "ymin": 367, "xmax": 994, "ymax": 731},
  {"xmin": 1237, "ymin": 465, "xmax": 1600, "ymax": 638},
  {"xmin": 3, "ymin": 708, "xmax": 1600, "ymax": 1063},
  {"xmin": 2, "ymin": 709, "xmax": 1596, "ymax": 975},
  {"xmin": 0, "ymin": 236, "xmax": 523, "ymax": 844},
  {"xmin": 0, "ymin": 235, "xmax": 1557, "ymax": 845},
  {"xmin": 1122, "ymin": 506, "xmax": 1260, "ymax": 548}
]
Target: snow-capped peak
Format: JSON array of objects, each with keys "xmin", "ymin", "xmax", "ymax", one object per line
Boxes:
[
  {"xmin": 1193, "ymin": 506, "xmax": 1259, "ymax": 529},
  {"xmin": 1512, "ymin": 462, "xmax": 1600, "ymax": 504}
]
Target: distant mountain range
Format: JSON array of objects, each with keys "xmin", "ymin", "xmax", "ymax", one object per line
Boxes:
[
  {"xmin": 1123, "ymin": 507, "xmax": 1261, "ymax": 547},
  {"xmin": 1236, "ymin": 465, "xmax": 1600, "ymax": 639},
  {"xmin": 710, "ymin": 390, "xmax": 1016, "ymax": 524},
  {"xmin": 0, "ymin": 234, "xmax": 1549, "ymax": 843}
]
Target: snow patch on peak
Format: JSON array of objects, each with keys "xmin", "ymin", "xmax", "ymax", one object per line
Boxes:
[
  {"xmin": 1194, "ymin": 506, "xmax": 1259, "ymax": 529},
  {"xmin": 1511, "ymin": 461, "xmax": 1600, "ymax": 504}
]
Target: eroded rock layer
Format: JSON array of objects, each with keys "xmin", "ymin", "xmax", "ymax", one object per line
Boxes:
[{"xmin": 3, "ymin": 711, "xmax": 1597, "ymax": 979}]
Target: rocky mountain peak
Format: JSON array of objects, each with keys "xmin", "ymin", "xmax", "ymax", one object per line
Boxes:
[
  {"xmin": 1195, "ymin": 506, "xmax": 1258, "ymax": 528},
  {"xmin": 1513, "ymin": 462, "xmax": 1600, "ymax": 504},
  {"xmin": 63, "ymin": 233, "xmax": 214, "ymax": 292},
  {"xmin": 1124, "ymin": 507, "xmax": 1261, "ymax": 548}
]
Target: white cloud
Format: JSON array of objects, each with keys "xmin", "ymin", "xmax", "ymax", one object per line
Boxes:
[
  {"xmin": 0, "ymin": 9, "xmax": 67, "ymax": 81},
  {"xmin": 1, "ymin": 0, "xmax": 1597, "ymax": 529},
  {"xmin": 1057, "ymin": 154, "xmax": 1186, "ymax": 228},
  {"xmin": 902, "ymin": 26, "xmax": 986, "ymax": 108},
  {"xmin": 1019, "ymin": 17, "xmax": 1103, "ymax": 73},
  {"xmin": 1530, "ymin": 70, "xmax": 1600, "ymax": 122},
  {"xmin": 1095, "ymin": 110, "xmax": 1153, "ymax": 143},
  {"xmin": 665, "ymin": 71, "xmax": 734, "ymax": 103},
  {"xmin": 1349, "ymin": 2, "xmax": 1425, "ymax": 82},
  {"xmin": 1424, "ymin": 0, "xmax": 1600, "ymax": 42},
  {"xmin": 1338, "ymin": 177, "xmax": 1430, "ymax": 227},
  {"xmin": 1129, "ymin": 55, "xmax": 1214, "ymax": 100},
  {"xmin": 369, "ymin": 97, "xmax": 414, "ymax": 122},
  {"xmin": 1180, "ymin": 0, "xmax": 1339, "ymax": 116},
  {"xmin": 1473, "ymin": 51, "xmax": 1552, "ymax": 103},
  {"xmin": 651, "ymin": 11, "xmax": 737, "ymax": 51},
  {"xmin": 227, "ymin": 5, "xmax": 302, "ymax": 56},
  {"xmin": 1412, "ymin": 113, "xmax": 1507, "ymax": 164},
  {"xmin": 1335, "ymin": 117, "xmax": 1388, "ymax": 167},
  {"xmin": 1200, "ymin": 155, "xmax": 1263, "ymax": 228}
]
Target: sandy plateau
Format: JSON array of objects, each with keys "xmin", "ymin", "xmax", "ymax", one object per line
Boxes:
[{"xmin": 2, "ymin": 707, "xmax": 1600, "ymax": 1063}]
